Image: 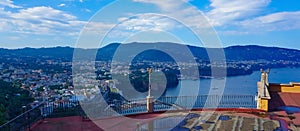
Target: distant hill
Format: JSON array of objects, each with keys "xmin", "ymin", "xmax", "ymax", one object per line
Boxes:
[
  {"xmin": 224, "ymin": 45, "xmax": 300, "ymax": 61},
  {"xmin": 1, "ymin": 42, "xmax": 300, "ymax": 64}
]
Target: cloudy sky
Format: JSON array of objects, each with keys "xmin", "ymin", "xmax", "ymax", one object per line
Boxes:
[{"xmin": 0, "ymin": 0, "xmax": 300, "ymax": 49}]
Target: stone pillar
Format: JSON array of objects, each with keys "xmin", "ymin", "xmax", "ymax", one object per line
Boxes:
[
  {"xmin": 257, "ymin": 69, "xmax": 271, "ymax": 111},
  {"xmin": 146, "ymin": 95, "xmax": 154, "ymax": 113}
]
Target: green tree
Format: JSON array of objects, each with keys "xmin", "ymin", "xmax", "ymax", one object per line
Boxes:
[{"xmin": 0, "ymin": 80, "xmax": 34, "ymax": 125}]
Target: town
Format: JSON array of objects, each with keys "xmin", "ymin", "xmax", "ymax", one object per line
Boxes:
[{"xmin": 1, "ymin": 48, "xmax": 300, "ymax": 108}]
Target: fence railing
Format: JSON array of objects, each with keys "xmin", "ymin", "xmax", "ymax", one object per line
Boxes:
[
  {"xmin": 157, "ymin": 95, "xmax": 257, "ymax": 110},
  {"xmin": 0, "ymin": 103, "xmax": 44, "ymax": 131},
  {"xmin": 0, "ymin": 101, "xmax": 81, "ymax": 131},
  {"xmin": 0, "ymin": 95, "xmax": 257, "ymax": 130},
  {"xmin": 106, "ymin": 95, "xmax": 257, "ymax": 115},
  {"xmin": 42, "ymin": 101, "xmax": 80, "ymax": 118}
]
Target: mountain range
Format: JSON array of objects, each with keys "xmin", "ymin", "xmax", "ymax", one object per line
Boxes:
[{"xmin": 1, "ymin": 42, "xmax": 300, "ymax": 63}]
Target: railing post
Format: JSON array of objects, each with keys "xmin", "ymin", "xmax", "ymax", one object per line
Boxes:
[
  {"xmin": 22, "ymin": 105, "xmax": 27, "ymax": 131},
  {"xmin": 27, "ymin": 111, "xmax": 31, "ymax": 131},
  {"xmin": 146, "ymin": 96, "xmax": 154, "ymax": 113}
]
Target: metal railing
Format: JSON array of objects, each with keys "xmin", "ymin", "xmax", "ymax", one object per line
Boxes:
[
  {"xmin": 87, "ymin": 95, "xmax": 257, "ymax": 117},
  {"xmin": 0, "ymin": 101, "xmax": 81, "ymax": 131},
  {"xmin": 0, "ymin": 95, "xmax": 257, "ymax": 130},
  {"xmin": 0, "ymin": 103, "xmax": 44, "ymax": 131},
  {"xmin": 42, "ymin": 101, "xmax": 80, "ymax": 118},
  {"xmin": 157, "ymin": 95, "xmax": 257, "ymax": 109}
]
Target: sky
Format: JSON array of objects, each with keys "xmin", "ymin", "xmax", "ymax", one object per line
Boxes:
[{"xmin": 0, "ymin": 0, "xmax": 300, "ymax": 49}]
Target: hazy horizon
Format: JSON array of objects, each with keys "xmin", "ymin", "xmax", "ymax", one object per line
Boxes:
[{"xmin": 1, "ymin": 42, "xmax": 300, "ymax": 51}]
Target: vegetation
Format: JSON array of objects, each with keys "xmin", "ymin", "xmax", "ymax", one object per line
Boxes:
[
  {"xmin": 128, "ymin": 69, "xmax": 179, "ymax": 92},
  {"xmin": 0, "ymin": 80, "xmax": 34, "ymax": 125},
  {"xmin": 49, "ymin": 84, "xmax": 66, "ymax": 90}
]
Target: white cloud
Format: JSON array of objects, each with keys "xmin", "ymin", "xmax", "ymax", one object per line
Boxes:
[
  {"xmin": 240, "ymin": 11, "xmax": 300, "ymax": 32},
  {"xmin": 1, "ymin": 0, "xmax": 298, "ymax": 45},
  {"xmin": 129, "ymin": 0, "xmax": 300, "ymax": 36},
  {"xmin": 0, "ymin": 0, "xmax": 297, "ymax": 49},
  {"xmin": 257, "ymin": 11, "xmax": 300, "ymax": 24},
  {"xmin": 0, "ymin": 6, "xmax": 85, "ymax": 35},
  {"xmin": 58, "ymin": 4, "xmax": 66, "ymax": 7},
  {"xmin": 206, "ymin": 0, "xmax": 271, "ymax": 26},
  {"xmin": 83, "ymin": 21, "xmax": 114, "ymax": 34},
  {"xmin": 133, "ymin": 0, "xmax": 183, "ymax": 12},
  {"xmin": 13, "ymin": 6, "xmax": 76, "ymax": 20},
  {"xmin": 99, "ymin": 15, "xmax": 172, "ymax": 39},
  {"xmin": 82, "ymin": 8, "xmax": 91, "ymax": 13},
  {"xmin": 132, "ymin": 0, "xmax": 276, "ymax": 33},
  {"xmin": 0, "ymin": 0, "xmax": 21, "ymax": 8},
  {"xmin": 117, "ymin": 14, "xmax": 178, "ymax": 32},
  {"xmin": 79, "ymin": 0, "xmax": 84, "ymax": 3},
  {"xmin": 132, "ymin": 0, "xmax": 212, "ymax": 30}
]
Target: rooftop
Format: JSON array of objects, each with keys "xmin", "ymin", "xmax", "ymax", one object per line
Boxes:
[{"xmin": 30, "ymin": 111, "xmax": 282, "ymax": 131}]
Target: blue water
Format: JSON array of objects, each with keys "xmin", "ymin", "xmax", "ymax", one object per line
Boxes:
[{"xmin": 164, "ymin": 68, "xmax": 300, "ymax": 96}]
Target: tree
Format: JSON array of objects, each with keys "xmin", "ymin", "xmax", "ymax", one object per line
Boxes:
[{"xmin": 0, "ymin": 80, "xmax": 34, "ymax": 124}]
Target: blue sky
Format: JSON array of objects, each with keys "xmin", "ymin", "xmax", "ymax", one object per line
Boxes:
[{"xmin": 0, "ymin": 0, "xmax": 300, "ymax": 49}]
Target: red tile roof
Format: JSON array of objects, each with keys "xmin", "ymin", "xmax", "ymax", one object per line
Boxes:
[
  {"xmin": 269, "ymin": 92, "xmax": 300, "ymax": 127},
  {"xmin": 269, "ymin": 92, "xmax": 300, "ymax": 111}
]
